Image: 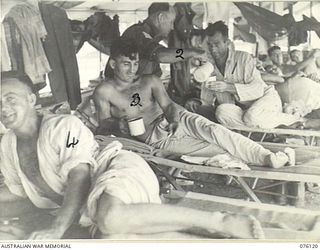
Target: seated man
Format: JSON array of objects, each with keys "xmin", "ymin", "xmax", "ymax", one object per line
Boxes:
[
  {"xmin": 94, "ymin": 37, "xmax": 292, "ymax": 169},
  {"xmin": 0, "ymin": 75, "xmax": 265, "ymax": 240},
  {"xmin": 195, "ymin": 21, "xmax": 300, "ymax": 129}
]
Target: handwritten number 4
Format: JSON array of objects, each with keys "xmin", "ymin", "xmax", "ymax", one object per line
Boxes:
[
  {"xmin": 66, "ymin": 131, "xmax": 79, "ymax": 148},
  {"xmin": 176, "ymin": 49, "xmax": 184, "ymax": 59}
]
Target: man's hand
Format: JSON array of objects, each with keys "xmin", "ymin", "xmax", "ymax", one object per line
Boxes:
[
  {"xmin": 0, "ymin": 225, "xmax": 26, "ymax": 240},
  {"xmin": 206, "ymin": 81, "xmax": 236, "ymax": 93},
  {"xmin": 28, "ymin": 225, "xmax": 65, "ymax": 240},
  {"xmin": 168, "ymin": 122, "xmax": 179, "ymax": 137},
  {"xmin": 191, "ymin": 48, "xmax": 206, "ymax": 62},
  {"xmin": 119, "ymin": 117, "xmax": 130, "ymax": 135}
]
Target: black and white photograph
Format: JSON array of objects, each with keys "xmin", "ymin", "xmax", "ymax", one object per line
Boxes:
[{"xmin": 0, "ymin": 0, "xmax": 320, "ymax": 243}]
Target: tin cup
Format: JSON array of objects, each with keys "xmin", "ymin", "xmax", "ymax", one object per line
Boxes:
[
  {"xmin": 128, "ymin": 117, "xmax": 146, "ymax": 136},
  {"xmin": 193, "ymin": 62, "xmax": 214, "ymax": 82}
]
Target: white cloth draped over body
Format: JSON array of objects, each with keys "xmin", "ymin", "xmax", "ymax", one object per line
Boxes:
[
  {"xmin": 0, "ymin": 114, "xmax": 160, "ymax": 226},
  {"xmin": 276, "ymin": 76, "xmax": 320, "ymax": 116}
]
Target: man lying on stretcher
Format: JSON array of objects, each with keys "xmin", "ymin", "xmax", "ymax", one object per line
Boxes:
[
  {"xmin": 0, "ymin": 75, "xmax": 265, "ymax": 240},
  {"xmin": 93, "ymin": 37, "xmax": 292, "ymax": 169},
  {"xmin": 261, "ymin": 46, "xmax": 320, "ymax": 130}
]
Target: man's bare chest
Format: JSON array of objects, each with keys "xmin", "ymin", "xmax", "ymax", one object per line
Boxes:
[
  {"xmin": 110, "ymin": 85, "xmax": 152, "ymax": 117},
  {"xmin": 17, "ymin": 140, "xmax": 41, "ymax": 182}
]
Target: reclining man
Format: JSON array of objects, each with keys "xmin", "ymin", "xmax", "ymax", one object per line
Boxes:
[
  {"xmin": 268, "ymin": 46, "xmax": 320, "ymax": 79},
  {"xmin": 289, "ymin": 49, "xmax": 320, "ymax": 82},
  {"xmin": 199, "ymin": 22, "xmax": 301, "ymax": 129},
  {"xmin": 262, "ymin": 46, "xmax": 320, "ymax": 126},
  {"xmin": 94, "ymin": 37, "xmax": 292, "ymax": 169},
  {"xmin": 0, "ymin": 75, "xmax": 265, "ymax": 240}
]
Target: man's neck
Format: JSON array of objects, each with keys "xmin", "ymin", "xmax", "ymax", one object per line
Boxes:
[
  {"xmin": 113, "ymin": 76, "xmax": 136, "ymax": 90},
  {"xmin": 215, "ymin": 50, "xmax": 229, "ymax": 67},
  {"xmin": 145, "ymin": 17, "xmax": 161, "ymax": 38},
  {"xmin": 14, "ymin": 112, "xmax": 41, "ymax": 140}
]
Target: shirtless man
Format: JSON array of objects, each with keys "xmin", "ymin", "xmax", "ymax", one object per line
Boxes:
[
  {"xmin": 94, "ymin": 37, "xmax": 290, "ymax": 169},
  {"xmin": 0, "ymin": 75, "xmax": 265, "ymax": 240},
  {"xmin": 267, "ymin": 46, "xmax": 320, "ymax": 78},
  {"xmin": 262, "ymin": 46, "xmax": 320, "ymax": 123}
]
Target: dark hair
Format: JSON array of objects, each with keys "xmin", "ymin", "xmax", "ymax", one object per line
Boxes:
[
  {"xmin": 267, "ymin": 46, "xmax": 281, "ymax": 56},
  {"xmin": 205, "ymin": 21, "xmax": 229, "ymax": 38},
  {"xmin": 110, "ymin": 37, "xmax": 139, "ymax": 60},
  {"xmin": 148, "ymin": 2, "xmax": 170, "ymax": 16},
  {"xmin": 1, "ymin": 72, "xmax": 34, "ymax": 93}
]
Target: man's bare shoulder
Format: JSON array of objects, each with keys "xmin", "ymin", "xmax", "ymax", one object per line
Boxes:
[
  {"xmin": 93, "ymin": 80, "xmax": 116, "ymax": 99},
  {"xmin": 140, "ymin": 75, "xmax": 162, "ymax": 87}
]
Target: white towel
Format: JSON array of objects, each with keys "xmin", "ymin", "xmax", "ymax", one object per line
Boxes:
[{"xmin": 181, "ymin": 153, "xmax": 251, "ymax": 170}]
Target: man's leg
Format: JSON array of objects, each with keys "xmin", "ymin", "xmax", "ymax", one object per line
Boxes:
[
  {"xmin": 215, "ymin": 103, "xmax": 246, "ymax": 127},
  {"xmin": 95, "ymin": 192, "xmax": 264, "ymax": 239},
  {"xmin": 177, "ymin": 111, "xmax": 274, "ymax": 165},
  {"xmin": 243, "ymin": 90, "xmax": 301, "ymax": 129},
  {"xmin": 184, "ymin": 98, "xmax": 217, "ymax": 122}
]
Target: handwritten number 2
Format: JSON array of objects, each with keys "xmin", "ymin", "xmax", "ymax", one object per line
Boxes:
[
  {"xmin": 66, "ymin": 131, "xmax": 79, "ymax": 148},
  {"xmin": 176, "ymin": 49, "xmax": 184, "ymax": 59}
]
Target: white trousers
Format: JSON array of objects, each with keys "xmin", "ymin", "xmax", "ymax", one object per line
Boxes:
[{"xmin": 215, "ymin": 89, "xmax": 301, "ymax": 129}]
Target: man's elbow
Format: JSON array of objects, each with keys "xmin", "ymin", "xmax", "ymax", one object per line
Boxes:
[{"xmin": 68, "ymin": 164, "xmax": 91, "ymax": 184}]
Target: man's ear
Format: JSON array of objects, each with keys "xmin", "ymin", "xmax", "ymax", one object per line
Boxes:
[
  {"xmin": 109, "ymin": 58, "xmax": 116, "ymax": 69},
  {"xmin": 28, "ymin": 93, "xmax": 37, "ymax": 106},
  {"xmin": 158, "ymin": 12, "xmax": 165, "ymax": 24}
]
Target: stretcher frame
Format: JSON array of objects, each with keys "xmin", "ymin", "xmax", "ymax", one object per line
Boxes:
[
  {"xmin": 95, "ymin": 135, "xmax": 320, "ymax": 207},
  {"xmin": 225, "ymin": 125, "xmax": 320, "ymax": 147}
]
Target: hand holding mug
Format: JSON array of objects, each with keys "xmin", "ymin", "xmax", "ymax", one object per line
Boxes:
[
  {"xmin": 119, "ymin": 117, "xmax": 130, "ymax": 135},
  {"xmin": 206, "ymin": 80, "xmax": 231, "ymax": 92},
  {"xmin": 168, "ymin": 122, "xmax": 179, "ymax": 137}
]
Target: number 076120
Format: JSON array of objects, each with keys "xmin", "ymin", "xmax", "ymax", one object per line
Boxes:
[{"xmin": 300, "ymin": 244, "xmax": 319, "ymax": 248}]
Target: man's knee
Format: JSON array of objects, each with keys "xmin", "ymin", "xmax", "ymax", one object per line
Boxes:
[
  {"xmin": 96, "ymin": 205, "xmax": 124, "ymax": 235},
  {"xmin": 95, "ymin": 193, "xmax": 126, "ymax": 235},
  {"xmin": 215, "ymin": 104, "xmax": 244, "ymax": 126},
  {"xmin": 243, "ymin": 108, "xmax": 265, "ymax": 128}
]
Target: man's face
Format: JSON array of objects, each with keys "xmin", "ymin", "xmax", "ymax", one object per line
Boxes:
[
  {"xmin": 290, "ymin": 51, "xmax": 303, "ymax": 63},
  {"xmin": 1, "ymin": 80, "xmax": 35, "ymax": 130},
  {"xmin": 158, "ymin": 7, "xmax": 176, "ymax": 37},
  {"xmin": 270, "ymin": 49, "xmax": 283, "ymax": 66},
  {"xmin": 207, "ymin": 32, "xmax": 228, "ymax": 60},
  {"xmin": 112, "ymin": 54, "xmax": 139, "ymax": 82}
]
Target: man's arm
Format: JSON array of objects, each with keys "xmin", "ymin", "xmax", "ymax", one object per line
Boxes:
[
  {"xmin": 93, "ymin": 85, "xmax": 122, "ymax": 135},
  {"xmin": 260, "ymin": 72, "xmax": 285, "ymax": 85},
  {"xmin": 150, "ymin": 76, "xmax": 184, "ymax": 129},
  {"xmin": 283, "ymin": 49, "xmax": 320, "ymax": 76},
  {"xmin": 155, "ymin": 47, "xmax": 205, "ymax": 64},
  {"xmin": 28, "ymin": 163, "xmax": 90, "ymax": 240},
  {"xmin": 207, "ymin": 53, "xmax": 265, "ymax": 102}
]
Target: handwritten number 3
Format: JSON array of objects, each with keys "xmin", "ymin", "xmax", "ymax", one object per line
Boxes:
[{"xmin": 176, "ymin": 49, "xmax": 184, "ymax": 59}]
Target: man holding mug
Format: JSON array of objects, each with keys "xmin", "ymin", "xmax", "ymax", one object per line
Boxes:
[
  {"xmin": 203, "ymin": 21, "xmax": 301, "ymax": 129},
  {"xmin": 94, "ymin": 37, "xmax": 292, "ymax": 169}
]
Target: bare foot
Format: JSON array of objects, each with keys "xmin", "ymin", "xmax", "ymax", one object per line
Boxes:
[
  {"xmin": 265, "ymin": 152, "xmax": 289, "ymax": 169},
  {"xmin": 212, "ymin": 214, "xmax": 265, "ymax": 239}
]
